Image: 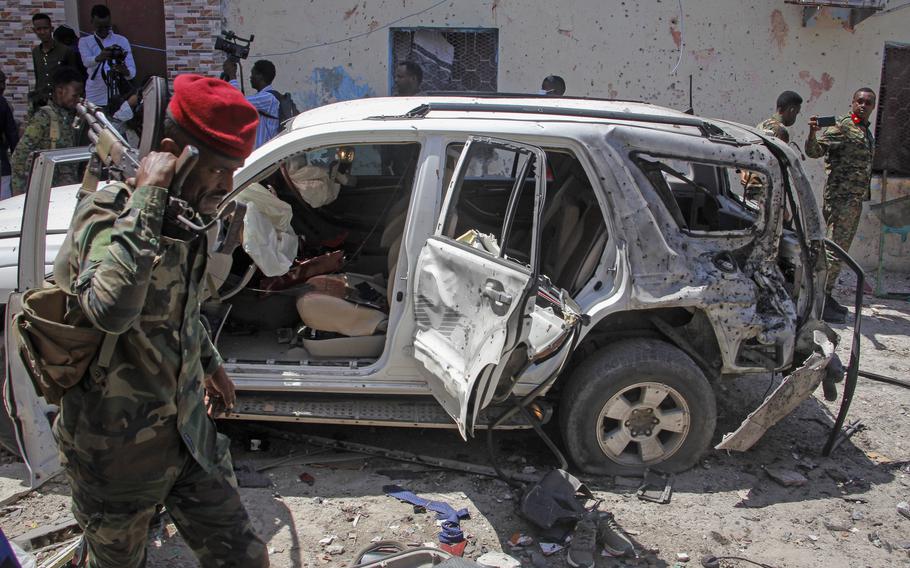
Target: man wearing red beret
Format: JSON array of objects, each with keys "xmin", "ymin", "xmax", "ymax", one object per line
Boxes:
[{"xmin": 52, "ymin": 74, "xmax": 269, "ymax": 567}]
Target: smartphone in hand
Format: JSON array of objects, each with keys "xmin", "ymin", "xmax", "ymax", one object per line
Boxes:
[{"xmin": 816, "ymin": 116, "xmax": 837, "ymax": 127}]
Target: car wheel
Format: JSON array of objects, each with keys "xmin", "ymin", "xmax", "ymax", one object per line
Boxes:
[{"xmin": 559, "ymin": 338, "xmax": 716, "ymax": 476}]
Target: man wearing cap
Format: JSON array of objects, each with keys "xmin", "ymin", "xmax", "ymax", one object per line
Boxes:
[{"xmin": 53, "ymin": 74, "xmax": 269, "ymax": 568}]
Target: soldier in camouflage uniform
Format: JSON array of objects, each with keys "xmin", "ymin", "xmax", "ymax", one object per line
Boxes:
[
  {"xmin": 805, "ymin": 87, "xmax": 876, "ymax": 324},
  {"xmin": 741, "ymin": 91, "xmax": 803, "ymax": 202},
  {"xmin": 53, "ymin": 74, "xmax": 268, "ymax": 568},
  {"xmin": 10, "ymin": 66, "xmax": 84, "ymax": 196}
]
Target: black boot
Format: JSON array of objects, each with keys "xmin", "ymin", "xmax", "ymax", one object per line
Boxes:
[
  {"xmin": 823, "ymin": 295, "xmax": 847, "ymax": 324},
  {"xmin": 826, "ymin": 294, "xmax": 849, "ymax": 314}
]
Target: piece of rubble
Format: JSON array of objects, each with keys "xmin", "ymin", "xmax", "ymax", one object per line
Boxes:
[
  {"xmin": 318, "ymin": 535, "xmax": 336, "ymax": 546},
  {"xmin": 764, "ymin": 467, "xmax": 808, "ymax": 487},
  {"xmin": 507, "ymin": 533, "xmax": 533, "ymax": 548},
  {"xmin": 851, "ymin": 510, "xmax": 864, "ymax": 521},
  {"xmin": 326, "ymin": 544, "xmax": 345, "ymax": 555},
  {"xmin": 897, "ymin": 501, "xmax": 910, "ymax": 520},
  {"xmin": 676, "ymin": 552, "xmax": 690, "ymax": 562},
  {"xmin": 476, "ymin": 551, "xmax": 521, "ymax": 568},
  {"xmin": 539, "ymin": 543, "xmax": 564, "ymax": 556},
  {"xmin": 823, "ymin": 520, "xmax": 851, "ymax": 532},
  {"xmin": 709, "ymin": 531, "xmax": 730, "ymax": 545}
]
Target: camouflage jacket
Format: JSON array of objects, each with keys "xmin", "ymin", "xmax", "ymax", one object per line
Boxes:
[
  {"xmin": 805, "ymin": 114, "xmax": 874, "ymax": 197},
  {"xmin": 52, "ymin": 183, "xmax": 226, "ymax": 482},
  {"xmin": 741, "ymin": 114, "xmax": 789, "ymax": 194},
  {"xmin": 10, "ymin": 101, "xmax": 80, "ymax": 196}
]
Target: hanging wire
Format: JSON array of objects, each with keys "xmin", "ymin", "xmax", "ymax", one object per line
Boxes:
[
  {"xmin": 253, "ymin": 0, "xmax": 449, "ymax": 58},
  {"xmin": 670, "ymin": 0, "xmax": 685, "ymax": 75}
]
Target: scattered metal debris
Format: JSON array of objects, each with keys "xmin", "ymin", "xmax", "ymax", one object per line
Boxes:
[
  {"xmin": 637, "ymin": 470, "xmax": 673, "ymax": 504},
  {"xmin": 829, "ymin": 419, "xmax": 865, "ymax": 453},
  {"xmin": 259, "ymin": 428, "xmax": 540, "ymax": 482}
]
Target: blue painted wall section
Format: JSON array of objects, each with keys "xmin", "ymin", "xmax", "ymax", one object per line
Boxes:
[{"xmin": 294, "ymin": 66, "xmax": 375, "ymax": 111}]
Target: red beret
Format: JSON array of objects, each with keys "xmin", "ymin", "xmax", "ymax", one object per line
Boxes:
[{"xmin": 168, "ymin": 74, "xmax": 259, "ymax": 159}]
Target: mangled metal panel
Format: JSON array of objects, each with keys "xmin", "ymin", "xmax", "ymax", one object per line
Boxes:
[
  {"xmin": 716, "ymin": 329, "xmax": 835, "ymax": 451},
  {"xmin": 591, "ymin": 125, "xmax": 797, "ymax": 374}
]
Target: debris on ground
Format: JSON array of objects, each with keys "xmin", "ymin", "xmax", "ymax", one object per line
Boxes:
[
  {"xmin": 476, "ymin": 551, "xmax": 521, "ymax": 568},
  {"xmin": 676, "ymin": 551, "xmax": 690, "ymax": 562},
  {"xmin": 764, "ymin": 466, "xmax": 809, "ymax": 487},
  {"xmin": 539, "ymin": 542, "xmax": 564, "ymax": 556},
  {"xmin": 383, "ymin": 484, "xmax": 469, "ymax": 544},
  {"xmin": 897, "ymin": 501, "xmax": 910, "ymax": 520},
  {"xmin": 298, "ymin": 472, "xmax": 315, "ymax": 486},
  {"xmin": 637, "ymin": 470, "xmax": 673, "ymax": 504},
  {"xmin": 507, "ymin": 533, "xmax": 533, "ymax": 548}
]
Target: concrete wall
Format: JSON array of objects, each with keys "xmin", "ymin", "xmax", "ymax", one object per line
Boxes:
[{"xmin": 224, "ymin": 0, "xmax": 910, "ymax": 273}]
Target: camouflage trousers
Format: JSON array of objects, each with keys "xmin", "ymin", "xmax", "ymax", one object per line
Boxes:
[
  {"xmin": 62, "ymin": 441, "xmax": 268, "ymax": 568},
  {"xmin": 822, "ymin": 187, "xmax": 865, "ymax": 294}
]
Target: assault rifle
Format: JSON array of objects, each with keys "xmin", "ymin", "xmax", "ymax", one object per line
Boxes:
[{"xmin": 73, "ymin": 76, "xmax": 244, "ymax": 237}]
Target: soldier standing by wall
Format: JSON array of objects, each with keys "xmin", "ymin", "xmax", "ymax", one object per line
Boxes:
[
  {"xmin": 10, "ymin": 66, "xmax": 83, "ymax": 196},
  {"xmin": 806, "ymin": 87, "xmax": 877, "ymax": 324},
  {"xmin": 52, "ymin": 74, "xmax": 269, "ymax": 567},
  {"xmin": 741, "ymin": 90, "xmax": 803, "ymax": 201}
]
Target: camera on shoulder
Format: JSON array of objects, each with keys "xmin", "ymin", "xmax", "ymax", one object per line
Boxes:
[{"xmin": 214, "ymin": 30, "xmax": 254, "ymax": 62}]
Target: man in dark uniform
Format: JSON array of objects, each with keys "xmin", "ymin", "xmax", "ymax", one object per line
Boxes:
[
  {"xmin": 806, "ymin": 88, "xmax": 876, "ymax": 323},
  {"xmin": 53, "ymin": 74, "xmax": 269, "ymax": 567},
  {"xmin": 29, "ymin": 13, "xmax": 81, "ymax": 114}
]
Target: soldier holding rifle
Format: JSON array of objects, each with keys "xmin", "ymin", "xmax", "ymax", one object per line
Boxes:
[{"xmin": 52, "ymin": 74, "xmax": 269, "ymax": 567}]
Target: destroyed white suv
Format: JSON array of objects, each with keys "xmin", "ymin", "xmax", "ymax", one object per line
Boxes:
[{"xmin": 4, "ymin": 96, "xmax": 837, "ymax": 488}]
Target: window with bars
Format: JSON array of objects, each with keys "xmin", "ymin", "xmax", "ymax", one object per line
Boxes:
[
  {"xmin": 873, "ymin": 42, "xmax": 910, "ymax": 175},
  {"xmin": 389, "ymin": 28, "xmax": 498, "ymax": 94}
]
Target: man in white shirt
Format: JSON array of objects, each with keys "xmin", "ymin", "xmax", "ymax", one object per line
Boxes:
[{"xmin": 78, "ymin": 4, "xmax": 136, "ymax": 109}]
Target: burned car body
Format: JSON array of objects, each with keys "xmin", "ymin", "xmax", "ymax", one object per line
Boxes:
[{"xmin": 3, "ymin": 96, "xmax": 836, "ymax": 486}]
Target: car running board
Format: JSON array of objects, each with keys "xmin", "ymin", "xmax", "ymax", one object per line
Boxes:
[{"xmin": 224, "ymin": 393, "xmax": 540, "ymax": 430}]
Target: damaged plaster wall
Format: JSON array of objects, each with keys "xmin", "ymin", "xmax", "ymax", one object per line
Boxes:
[{"xmin": 223, "ymin": 0, "xmax": 910, "ymax": 271}]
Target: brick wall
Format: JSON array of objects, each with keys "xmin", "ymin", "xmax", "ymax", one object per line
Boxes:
[
  {"xmin": 0, "ymin": 1, "xmax": 224, "ymax": 124},
  {"xmin": 164, "ymin": 0, "xmax": 223, "ymax": 80},
  {"xmin": 0, "ymin": 1, "xmax": 67, "ymax": 123}
]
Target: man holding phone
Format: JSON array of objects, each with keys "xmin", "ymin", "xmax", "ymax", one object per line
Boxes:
[{"xmin": 806, "ymin": 87, "xmax": 876, "ymax": 323}]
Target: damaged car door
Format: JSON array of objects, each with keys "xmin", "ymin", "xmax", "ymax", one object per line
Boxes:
[
  {"xmin": 412, "ymin": 136, "xmax": 556, "ymax": 438},
  {"xmin": 3, "ymin": 148, "xmax": 88, "ymax": 488}
]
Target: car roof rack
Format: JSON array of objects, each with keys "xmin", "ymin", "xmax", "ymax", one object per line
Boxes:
[
  {"xmin": 422, "ymin": 91, "xmax": 646, "ymax": 105},
  {"xmin": 388, "ymin": 102, "xmax": 731, "ymax": 141}
]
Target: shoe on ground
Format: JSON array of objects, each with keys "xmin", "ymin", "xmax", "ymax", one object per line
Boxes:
[
  {"xmin": 822, "ymin": 302, "xmax": 847, "ymax": 324},
  {"xmin": 596, "ymin": 511, "xmax": 635, "ymax": 558},
  {"xmin": 825, "ymin": 294, "xmax": 849, "ymax": 315},
  {"xmin": 567, "ymin": 514, "xmax": 597, "ymax": 568}
]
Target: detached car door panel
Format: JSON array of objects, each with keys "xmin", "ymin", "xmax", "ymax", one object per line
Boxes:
[{"xmin": 412, "ymin": 137, "xmax": 567, "ymax": 438}]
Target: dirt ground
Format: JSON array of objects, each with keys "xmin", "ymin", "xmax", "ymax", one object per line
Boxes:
[{"xmin": 3, "ymin": 274, "xmax": 910, "ymax": 568}]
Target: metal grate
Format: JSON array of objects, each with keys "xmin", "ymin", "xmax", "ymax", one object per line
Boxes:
[
  {"xmin": 873, "ymin": 43, "xmax": 910, "ymax": 174},
  {"xmin": 390, "ymin": 28, "xmax": 498, "ymax": 94}
]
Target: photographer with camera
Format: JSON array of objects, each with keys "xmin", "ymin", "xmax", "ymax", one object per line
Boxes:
[{"xmin": 78, "ymin": 4, "xmax": 136, "ymax": 110}]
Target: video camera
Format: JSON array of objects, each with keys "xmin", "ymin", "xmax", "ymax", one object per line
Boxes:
[
  {"xmin": 107, "ymin": 44, "xmax": 128, "ymax": 64},
  {"xmin": 214, "ymin": 30, "xmax": 254, "ymax": 62}
]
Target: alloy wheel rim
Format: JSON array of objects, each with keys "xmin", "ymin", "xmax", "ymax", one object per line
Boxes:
[{"xmin": 596, "ymin": 381, "xmax": 691, "ymax": 466}]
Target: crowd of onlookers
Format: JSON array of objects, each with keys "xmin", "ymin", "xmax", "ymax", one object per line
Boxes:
[{"xmin": 0, "ymin": 5, "xmax": 138, "ymax": 198}]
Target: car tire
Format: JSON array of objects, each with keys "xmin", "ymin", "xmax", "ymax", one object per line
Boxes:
[{"xmin": 559, "ymin": 338, "xmax": 716, "ymax": 476}]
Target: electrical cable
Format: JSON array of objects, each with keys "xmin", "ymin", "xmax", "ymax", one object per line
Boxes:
[
  {"xmin": 253, "ymin": 0, "xmax": 449, "ymax": 58},
  {"xmin": 670, "ymin": 0, "xmax": 685, "ymax": 75}
]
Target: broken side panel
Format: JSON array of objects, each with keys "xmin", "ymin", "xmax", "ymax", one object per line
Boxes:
[{"xmin": 716, "ymin": 329, "xmax": 834, "ymax": 451}]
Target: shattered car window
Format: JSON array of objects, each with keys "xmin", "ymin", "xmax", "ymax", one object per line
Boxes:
[
  {"xmin": 634, "ymin": 154, "xmax": 762, "ymax": 234},
  {"xmin": 442, "ymin": 142, "xmax": 535, "ymax": 264}
]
